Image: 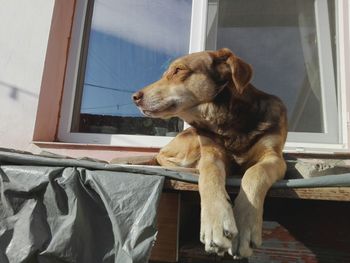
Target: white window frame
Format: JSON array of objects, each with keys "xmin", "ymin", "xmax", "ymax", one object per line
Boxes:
[
  {"xmin": 59, "ymin": 0, "xmax": 350, "ymax": 153},
  {"xmin": 287, "ymin": 0, "xmax": 338, "ymax": 144},
  {"xmin": 59, "ymin": 0, "xmax": 195, "ymax": 148},
  {"xmin": 285, "ymin": 0, "xmax": 350, "ymax": 153}
]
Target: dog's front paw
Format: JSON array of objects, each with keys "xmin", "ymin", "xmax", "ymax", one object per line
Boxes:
[
  {"xmin": 200, "ymin": 197, "xmax": 238, "ymax": 256},
  {"xmin": 229, "ymin": 194, "xmax": 263, "ymax": 258}
]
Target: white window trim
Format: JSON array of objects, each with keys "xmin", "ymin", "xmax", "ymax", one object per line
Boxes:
[{"xmin": 59, "ymin": 0, "xmax": 350, "ymax": 153}]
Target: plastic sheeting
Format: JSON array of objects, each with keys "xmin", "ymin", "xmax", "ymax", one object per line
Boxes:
[
  {"xmin": 1, "ymin": 149, "xmax": 350, "ymax": 188},
  {"xmin": 0, "ymin": 162, "xmax": 164, "ymax": 263},
  {"xmin": 1, "ymin": 148, "xmax": 350, "ymax": 263}
]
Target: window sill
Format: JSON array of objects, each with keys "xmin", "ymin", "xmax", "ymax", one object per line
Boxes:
[{"xmin": 32, "ymin": 141, "xmax": 159, "ymax": 162}]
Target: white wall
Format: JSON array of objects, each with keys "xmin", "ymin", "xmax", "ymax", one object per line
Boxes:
[{"xmin": 0, "ymin": 0, "xmax": 55, "ymax": 150}]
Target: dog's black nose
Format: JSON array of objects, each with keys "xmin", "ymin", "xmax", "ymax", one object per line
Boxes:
[{"xmin": 132, "ymin": 91, "xmax": 143, "ymax": 105}]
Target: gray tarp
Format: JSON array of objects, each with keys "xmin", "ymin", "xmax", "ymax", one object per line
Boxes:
[
  {"xmin": 1, "ymin": 149, "xmax": 350, "ymax": 263},
  {"xmin": 0, "ymin": 152, "xmax": 164, "ymax": 263},
  {"xmin": 1, "ymin": 149, "xmax": 350, "ymax": 188}
]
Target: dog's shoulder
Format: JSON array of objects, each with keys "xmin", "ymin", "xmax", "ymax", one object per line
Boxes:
[{"xmin": 218, "ymin": 85, "xmax": 287, "ymax": 157}]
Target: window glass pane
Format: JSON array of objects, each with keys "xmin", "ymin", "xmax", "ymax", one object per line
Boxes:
[
  {"xmin": 73, "ymin": 0, "xmax": 192, "ymax": 136},
  {"xmin": 206, "ymin": 0, "xmax": 337, "ymax": 133}
]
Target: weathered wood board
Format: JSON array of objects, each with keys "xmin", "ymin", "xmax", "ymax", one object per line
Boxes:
[{"xmin": 177, "ymin": 195, "xmax": 350, "ymax": 263}]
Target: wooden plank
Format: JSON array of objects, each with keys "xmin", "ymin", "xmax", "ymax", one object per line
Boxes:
[
  {"xmin": 180, "ymin": 221, "xmax": 350, "ymax": 263},
  {"xmin": 150, "ymin": 192, "xmax": 180, "ymax": 262},
  {"xmin": 164, "ymin": 180, "xmax": 350, "ymax": 201},
  {"xmin": 164, "ymin": 180, "xmax": 199, "ymax": 192},
  {"xmin": 108, "ymin": 160, "xmax": 350, "ymax": 201},
  {"xmin": 268, "ymin": 187, "xmax": 350, "ymax": 201},
  {"xmin": 109, "ymin": 154, "xmax": 158, "ymax": 165},
  {"xmin": 179, "ymin": 198, "xmax": 350, "ymax": 263}
]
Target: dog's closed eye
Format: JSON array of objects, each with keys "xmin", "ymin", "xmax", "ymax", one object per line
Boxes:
[
  {"xmin": 173, "ymin": 66, "xmax": 188, "ymax": 75},
  {"xmin": 165, "ymin": 66, "xmax": 188, "ymax": 80},
  {"xmin": 174, "ymin": 67, "xmax": 182, "ymax": 75},
  {"xmin": 163, "ymin": 68, "xmax": 179, "ymax": 79}
]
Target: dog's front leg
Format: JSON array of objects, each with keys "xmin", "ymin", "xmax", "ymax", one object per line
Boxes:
[
  {"xmin": 198, "ymin": 136, "xmax": 237, "ymax": 256},
  {"xmin": 231, "ymin": 153, "xmax": 286, "ymax": 258}
]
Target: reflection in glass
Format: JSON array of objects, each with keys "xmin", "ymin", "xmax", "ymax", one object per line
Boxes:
[
  {"xmin": 73, "ymin": 0, "xmax": 192, "ymax": 136},
  {"xmin": 206, "ymin": 0, "xmax": 337, "ymax": 133}
]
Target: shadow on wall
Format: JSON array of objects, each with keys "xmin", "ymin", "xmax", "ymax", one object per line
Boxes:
[{"xmin": 0, "ymin": 80, "xmax": 38, "ymax": 100}]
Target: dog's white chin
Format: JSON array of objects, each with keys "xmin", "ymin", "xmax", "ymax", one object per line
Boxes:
[
  {"xmin": 139, "ymin": 101, "xmax": 179, "ymax": 118},
  {"xmin": 141, "ymin": 109, "xmax": 176, "ymax": 119}
]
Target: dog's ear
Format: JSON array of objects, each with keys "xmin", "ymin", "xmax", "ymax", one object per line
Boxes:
[{"xmin": 212, "ymin": 48, "xmax": 253, "ymax": 94}]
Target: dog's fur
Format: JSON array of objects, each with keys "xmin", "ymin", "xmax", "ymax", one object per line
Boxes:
[{"xmin": 133, "ymin": 48, "xmax": 287, "ymax": 258}]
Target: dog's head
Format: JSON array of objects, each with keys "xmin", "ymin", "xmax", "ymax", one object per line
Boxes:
[{"xmin": 132, "ymin": 48, "xmax": 253, "ymax": 118}]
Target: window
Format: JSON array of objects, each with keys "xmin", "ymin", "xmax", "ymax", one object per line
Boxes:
[
  {"xmin": 59, "ymin": 0, "xmax": 192, "ymax": 147},
  {"xmin": 59, "ymin": 0, "xmax": 350, "ymax": 152},
  {"xmin": 205, "ymin": 0, "xmax": 348, "ymax": 152}
]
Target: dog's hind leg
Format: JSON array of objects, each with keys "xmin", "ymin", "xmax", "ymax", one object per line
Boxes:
[{"xmin": 156, "ymin": 127, "xmax": 201, "ymax": 168}]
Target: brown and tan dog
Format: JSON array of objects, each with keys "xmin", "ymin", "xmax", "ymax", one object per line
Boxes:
[{"xmin": 132, "ymin": 48, "xmax": 287, "ymax": 258}]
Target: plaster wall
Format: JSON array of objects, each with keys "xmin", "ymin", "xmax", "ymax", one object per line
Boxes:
[{"xmin": 0, "ymin": 0, "xmax": 55, "ymax": 150}]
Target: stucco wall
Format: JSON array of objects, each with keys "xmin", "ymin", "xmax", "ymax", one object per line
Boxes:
[{"xmin": 0, "ymin": 0, "xmax": 55, "ymax": 150}]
